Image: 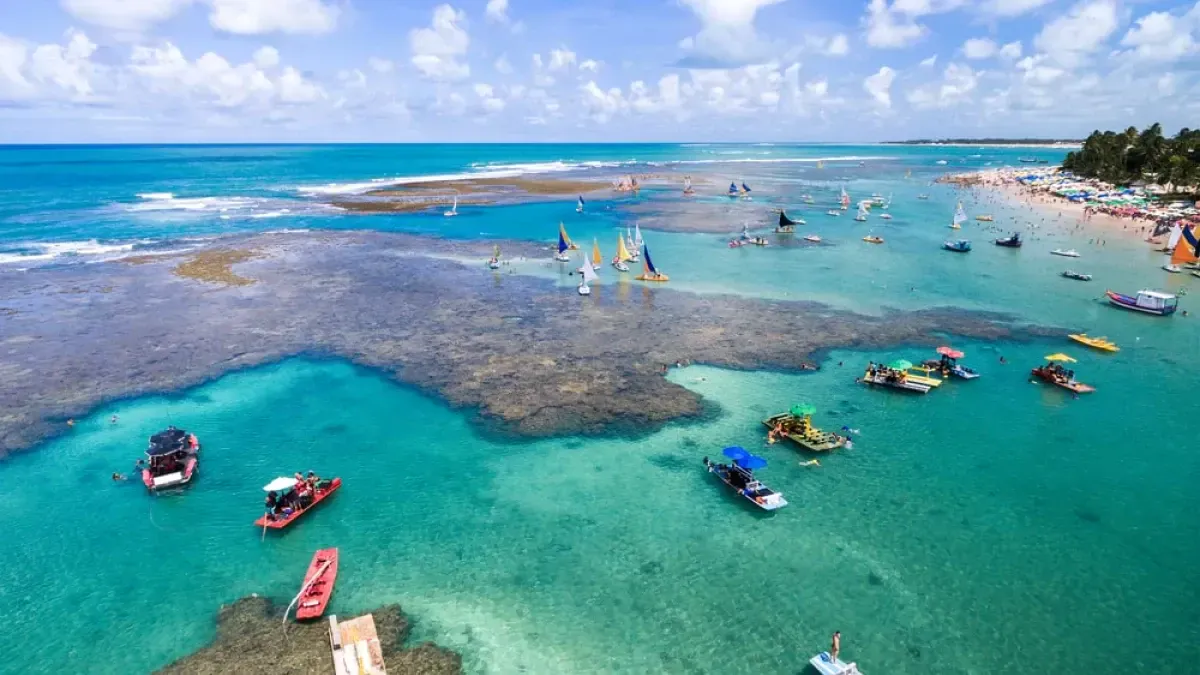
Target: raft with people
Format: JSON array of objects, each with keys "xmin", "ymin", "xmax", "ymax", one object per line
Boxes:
[
  {"xmin": 1031, "ymin": 354, "xmax": 1095, "ymax": 394},
  {"xmin": 763, "ymin": 405, "xmax": 847, "ymax": 452},
  {"xmin": 139, "ymin": 427, "xmax": 200, "ymax": 491},
  {"xmin": 858, "ymin": 361, "xmax": 932, "ymax": 393},
  {"xmin": 255, "ymin": 472, "xmax": 342, "ymax": 530}
]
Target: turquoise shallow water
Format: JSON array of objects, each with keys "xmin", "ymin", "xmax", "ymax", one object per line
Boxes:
[{"xmin": 2, "ymin": 144, "xmax": 1200, "ymax": 673}]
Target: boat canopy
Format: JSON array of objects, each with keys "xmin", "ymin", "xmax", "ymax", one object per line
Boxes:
[
  {"xmin": 263, "ymin": 476, "xmax": 296, "ymax": 492},
  {"xmin": 722, "ymin": 446, "xmax": 749, "ymax": 461},
  {"xmin": 147, "ymin": 428, "xmax": 189, "ymax": 456},
  {"xmin": 937, "ymin": 346, "xmax": 964, "ymax": 359},
  {"xmin": 789, "ymin": 403, "xmax": 816, "ymax": 417},
  {"xmin": 889, "ymin": 359, "xmax": 913, "ymax": 370}
]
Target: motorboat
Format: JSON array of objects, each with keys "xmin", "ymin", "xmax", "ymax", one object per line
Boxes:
[
  {"xmin": 826, "ymin": 210, "xmax": 841, "ymax": 217},
  {"xmin": 1051, "ymin": 248, "xmax": 1080, "ymax": 257},
  {"xmin": 703, "ymin": 450, "xmax": 787, "ymax": 511},
  {"xmin": 1105, "ymin": 289, "xmax": 1178, "ymax": 316},
  {"xmin": 140, "ymin": 427, "xmax": 200, "ymax": 491},
  {"xmin": 976, "ymin": 215, "xmax": 994, "ymax": 222},
  {"xmin": 943, "ymin": 239, "xmax": 971, "ymax": 253},
  {"xmin": 1068, "ymin": 334, "xmax": 1119, "ymax": 352},
  {"xmin": 879, "ymin": 213, "xmax": 892, "ymax": 220},
  {"xmin": 1062, "ymin": 270, "xmax": 1091, "ymax": 281},
  {"xmin": 862, "ymin": 235, "xmax": 884, "ymax": 244},
  {"xmin": 255, "ymin": 475, "xmax": 342, "ymax": 531},
  {"xmin": 994, "ymin": 233, "xmax": 1022, "ymax": 248},
  {"xmin": 917, "ymin": 194, "xmax": 929, "ymax": 200},
  {"xmin": 763, "ymin": 408, "xmax": 847, "ymax": 452},
  {"xmin": 804, "ymin": 235, "xmax": 822, "ymax": 243},
  {"xmin": 810, "ymin": 652, "xmax": 862, "ymax": 675},
  {"xmin": 950, "ymin": 364, "xmax": 980, "ymax": 379}
]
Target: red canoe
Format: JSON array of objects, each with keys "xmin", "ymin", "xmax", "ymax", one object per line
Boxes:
[
  {"xmin": 295, "ymin": 548, "xmax": 339, "ymax": 621},
  {"xmin": 254, "ymin": 477, "xmax": 342, "ymax": 530}
]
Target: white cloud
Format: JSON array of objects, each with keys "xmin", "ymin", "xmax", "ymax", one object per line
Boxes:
[
  {"xmin": 277, "ymin": 65, "xmax": 323, "ymax": 102},
  {"xmin": 60, "ymin": 0, "xmax": 192, "ymax": 33},
  {"xmin": 367, "ymin": 57, "xmax": 394, "ymax": 74},
  {"xmin": 982, "ymin": 0, "xmax": 1055, "ymax": 17},
  {"xmin": 825, "ymin": 33, "xmax": 850, "ymax": 56},
  {"xmin": 0, "ymin": 34, "xmax": 32, "ymax": 96},
  {"xmin": 410, "ymin": 4, "xmax": 470, "ymax": 81},
  {"xmin": 62, "ymin": 0, "xmax": 340, "ymax": 36},
  {"xmin": 472, "ymin": 82, "xmax": 505, "ymax": 113},
  {"xmin": 253, "ymin": 46, "xmax": 280, "ymax": 69},
  {"xmin": 962, "ymin": 38, "xmax": 997, "ymax": 59},
  {"xmin": 24, "ymin": 29, "xmax": 100, "ymax": 99},
  {"xmin": 531, "ymin": 53, "xmax": 554, "ymax": 86},
  {"xmin": 1157, "ymin": 73, "xmax": 1176, "ymax": 96},
  {"xmin": 998, "ymin": 41, "xmax": 1023, "ymax": 60},
  {"xmin": 919, "ymin": 54, "xmax": 937, "ymax": 67},
  {"xmin": 863, "ymin": 65, "xmax": 896, "ymax": 107},
  {"xmin": 548, "ymin": 48, "xmax": 576, "ymax": 71},
  {"xmin": 580, "ymin": 80, "xmax": 626, "ymax": 122},
  {"xmin": 485, "ymin": 0, "xmax": 509, "ymax": 23},
  {"xmin": 677, "ymin": 0, "xmax": 787, "ymax": 66},
  {"xmin": 1119, "ymin": 10, "xmax": 1198, "ymax": 63},
  {"xmin": 130, "ymin": 40, "xmax": 323, "ymax": 108},
  {"xmin": 494, "ymin": 55, "xmax": 513, "ymax": 75},
  {"xmin": 864, "ymin": 0, "xmax": 927, "ymax": 49},
  {"xmin": 907, "ymin": 62, "xmax": 977, "ymax": 109},
  {"xmin": 1034, "ymin": 0, "xmax": 1118, "ymax": 66},
  {"xmin": 1015, "ymin": 54, "xmax": 1065, "ymax": 85},
  {"xmin": 580, "ymin": 59, "xmax": 600, "ymax": 73}
]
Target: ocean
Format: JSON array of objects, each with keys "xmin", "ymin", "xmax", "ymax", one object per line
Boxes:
[{"xmin": 0, "ymin": 144, "xmax": 1197, "ymax": 674}]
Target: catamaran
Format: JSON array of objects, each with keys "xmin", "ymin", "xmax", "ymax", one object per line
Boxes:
[
  {"xmin": 839, "ymin": 186, "xmax": 850, "ymax": 210},
  {"xmin": 636, "ymin": 243, "xmax": 668, "ymax": 282},
  {"xmin": 854, "ymin": 202, "xmax": 869, "ymax": 222},
  {"xmin": 443, "ymin": 194, "xmax": 458, "ymax": 217},
  {"xmin": 950, "ymin": 201, "xmax": 967, "ymax": 229},
  {"xmin": 578, "ymin": 249, "xmax": 598, "ymax": 295},
  {"xmin": 740, "ymin": 182, "xmax": 753, "ymax": 200},
  {"xmin": 612, "ymin": 233, "xmax": 632, "ymax": 271}
]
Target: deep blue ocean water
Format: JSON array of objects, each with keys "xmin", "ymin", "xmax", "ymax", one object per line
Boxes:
[{"xmin": 1, "ymin": 144, "xmax": 1198, "ymax": 674}]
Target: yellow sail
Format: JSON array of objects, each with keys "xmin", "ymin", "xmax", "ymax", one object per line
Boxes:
[
  {"xmin": 615, "ymin": 234, "xmax": 632, "ymax": 262},
  {"xmin": 1170, "ymin": 227, "xmax": 1199, "ymax": 265},
  {"xmin": 592, "ymin": 238, "xmax": 603, "ymax": 266},
  {"xmin": 559, "ymin": 222, "xmax": 579, "ymax": 250}
]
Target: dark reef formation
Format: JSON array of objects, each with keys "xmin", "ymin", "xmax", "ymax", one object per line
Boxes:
[
  {"xmin": 155, "ymin": 595, "xmax": 461, "ymax": 675},
  {"xmin": 0, "ymin": 230, "xmax": 1057, "ymax": 457}
]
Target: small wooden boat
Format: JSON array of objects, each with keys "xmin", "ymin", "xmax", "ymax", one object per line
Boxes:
[
  {"xmin": 295, "ymin": 548, "xmax": 339, "ymax": 621},
  {"xmin": 1105, "ymin": 289, "xmax": 1177, "ymax": 316},
  {"xmin": 811, "ymin": 652, "xmax": 862, "ymax": 675},
  {"xmin": 635, "ymin": 243, "xmax": 669, "ymax": 282},
  {"xmin": 1051, "ymin": 248, "xmax": 1080, "ymax": 257},
  {"xmin": 763, "ymin": 410, "xmax": 847, "ymax": 452},
  {"xmin": 141, "ymin": 427, "xmax": 200, "ymax": 491},
  {"xmin": 1061, "ymin": 270, "xmax": 1091, "ymax": 281},
  {"xmin": 704, "ymin": 452, "xmax": 787, "ymax": 511},
  {"xmin": 994, "ymin": 233, "xmax": 1021, "ymax": 248},
  {"xmin": 976, "ymin": 215, "xmax": 994, "ymax": 222},
  {"xmin": 943, "ymin": 239, "xmax": 971, "ymax": 253},
  {"xmin": 862, "ymin": 235, "xmax": 884, "ymax": 244},
  {"xmin": 1031, "ymin": 366, "xmax": 1095, "ymax": 394},
  {"xmin": 1068, "ymin": 334, "xmax": 1119, "ymax": 352},
  {"xmin": 255, "ymin": 476, "xmax": 342, "ymax": 530}
]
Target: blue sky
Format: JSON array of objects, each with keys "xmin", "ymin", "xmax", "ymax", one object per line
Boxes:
[{"xmin": 0, "ymin": 0, "xmax": 1197, "ymax": 142}]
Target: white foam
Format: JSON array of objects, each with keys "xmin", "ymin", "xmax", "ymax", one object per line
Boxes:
[
  {"xmin": 136, "ymin": 192, "xmax": 175, "ymax": 201},
  {"xmin": 0, "ymin": 240, "xmax": 142, "ymax": 266}
]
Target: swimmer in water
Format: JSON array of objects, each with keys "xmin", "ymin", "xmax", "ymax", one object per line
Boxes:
[
  {"xmin": 111, "ymin": 414, "xmax": 118, "ymax": 424},
  {"xmin": 111, "ymin": 472, "xmax": 125, "ymax": 481},
  {"xmin": 800, "ymin": 459, "xmax": 821, "ymax": 467}
]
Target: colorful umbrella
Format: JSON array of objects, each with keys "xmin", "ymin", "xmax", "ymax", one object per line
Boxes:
[
  {"xmin": 1044, "ymin": 353, "xmax": 1077, "ymax": 363},
  {"xmin": 722, "ymin": 446, "xmax": 750, "ymax": 462},
  {"xmin": 889, "ymin": 359, "xmax": 913, "ymax": 371},
  {"xmin": 937, "ymin": 346, "xmax": 964, "ymax": 359},
  {"xmin": 790, "ymin": 403, "xmax": 816, "ymax": 417},
  {"xmin": 737, "ymin": 455, "xmax": 768, "ymax": 470}
]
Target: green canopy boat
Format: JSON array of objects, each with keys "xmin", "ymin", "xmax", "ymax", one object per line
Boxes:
[{"xmin": 763, "ymin": 404, "xmax": 847, "ymax": 453}]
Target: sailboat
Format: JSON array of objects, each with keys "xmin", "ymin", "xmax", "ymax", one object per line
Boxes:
[
  {"xmin": 855, "ymin": 202, "xmax": 869, "ymax": 222},
  {"xmin": 905, "ymin": 169, "xmax": 912, "ymax": 179},
  {"xmin": 777, "ymin": 210, "xmax": 801, "ymax": 233},
  {"xmin": 839, "ymin": 186, "xmax": 850, "ymax": 210},
  {"xmin": 555, "ymin": 226, "xmax": 572, "ymax": 262},
  {"xmin": 560, "ymin": 222, "xmax": 580, "ymax": 250},
  {"xmin": 576, "ymin": 195, "xmax": 585, "ymax": 213},
  {"xmin": 728, "ymin": 181, "xmax": 739, "ymax": 199},
  {"xmin": 882, "ymin": 193, "xmax": 892, "ymax": 210},
  {"xmin": 636, "ymin": 243, "xmax": 669, "ymax": 282},
  {"xmin": 683, "ymin": 176, "xmax": 695, "ymax": 196},
  {"xmin": 578, "ymin": 249, "xmax": 598, "ymax": 295},
  {"xmin": 488, "ymin": 244, "xmax": 501, "ymax": 269},
  {"xmin": 1164, "ymin": 224, "xmax": 1199, "ymax": 272},
  {"xmin": 950, "ymin": 202, "xmax": 967, "ymax": 229},
  {"xmin": 444, "ymin": 194, "xmax": 458, "ymax": 217},
  {"xmin": 740, "ymin": 182, "xmax": 753, "ymax": 200},
  {"xmin": 612, "ymin": 233, "xmax": 632, "ymax": 272},
  {"xmin": 626, "ymin": 226, "xmax": 640, "ymax": 261},
  {"xmin": 816, "ymin": 160, "xmax": 824, "ymax": 169},
  {"xmin": 591, "ymin": 238, "xmax": 603, "ymax": 269},
  {"xmin": 634, "ymin": 223, "xmax": 644, "ymax": 252}
]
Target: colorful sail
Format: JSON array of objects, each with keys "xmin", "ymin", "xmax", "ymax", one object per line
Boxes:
[
  {"xmin": 559, "ymin": 222, "xmax": 578, "ymax": 249},
  {"xmin": 634, "ymin": 223, "xmax": 644, "ymax": 249},
  {"xmin": 1171, "ymin": 225, "xmax": 1200, "ymax": 265},
  {"xmin": 953, "ymin": 202, "xmax": 968, "ymax": 227},
  {"xmin": 741, "ymin": 182, "xmax": 751, "ymax": 193},
  {"xmin": 615, "ymin": 234, "xmax": 632, "ymax": 262},
  {"xmin": 592, "ymin": 238, "xmax": 603, "ymax": 266},
  {"xmin": 728, "ymin": 181, "xmax": 739, "ymax": 195},
  {"xmin": 557, "ymin": 228, "xmax": 569, "ymax": 254},
  {"xmin": 643, "ymin": 244, "xmax": 660, "ymax": 276},
  {"xmin": 839, "ymin": 186, "xmax": 850, "ymax": 208}
]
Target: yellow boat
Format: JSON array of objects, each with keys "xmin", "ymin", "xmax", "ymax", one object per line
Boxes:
[
  {"xmin": 634, "ymin": 242, "xmax": 669, "ymax": 282},
  {"xmin": 763, "ymin": 408, "xmax": 847, "ymax": 452},
  {"xmin": 904, "ymin": 365, "xmax": 945, "ymax": 387},
  {"xmin": 1068, "ymin": 334, "xmax": 1119, "ymax": 352},
  {"xmin": 976, "ymin": 215, "xmax": 994, "ymax": 222},
  {"xmin": 863, "ymin": 235, "xmax": 884, "ymax": 244}
]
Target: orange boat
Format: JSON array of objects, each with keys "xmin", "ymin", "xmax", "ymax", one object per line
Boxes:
[
  {"xmin": 295, "ymin": 548, "xmax": 339, "ymax": 621},
  {"xmin": 254, "ymin": 476, "xmax": 342, "ymax": 530}
]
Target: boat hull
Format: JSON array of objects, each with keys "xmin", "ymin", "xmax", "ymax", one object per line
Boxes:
[
  {"xmin": 859, "ymin": 373, "xmax": 930, "ymax": 393},
  {"xmin": 636, "ymin": 274, "xmax": 669, "ymax": 282},
  {"xmin": 255, "ymin": 478, "xmax": 342, "ymax": 530},
  {"xmin": 705, "ymin": 461, "xmax": 787, "ymax": 511},
  {"xmin": 143, "ymin": 456, "xmax": 198, "ymax": 491},
  {"xmin": 1105, "ymin": 291, "xmax": 1176, "ymax": 316},
  {"xmin": 295, "ymin": 548, "xmax": 339, "ymax": 621},
  {"xmin": 1031, "ymin": 368, "xmax": 1095, "ymax": 393}
]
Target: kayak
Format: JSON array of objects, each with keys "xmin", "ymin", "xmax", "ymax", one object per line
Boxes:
[{"xmin": 295, "ymin": 548, "xmax": 339, "ymax": 621}]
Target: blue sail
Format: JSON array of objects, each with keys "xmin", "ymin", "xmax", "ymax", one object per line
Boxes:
[
  {"xmin": 578, "ymin": 195, "xmax": 585, "ymax": 206},
  {"xmin": 742, "ymin": 182, "xmax": 751, "ymax": 192},
  {"xmin": 1183, "ymin": 224, "xmax": 1199, "ymax": 255},
  {"xmin": 558, "ymin": 230, "xmax": 569, "ymax": 254},
  {"xmin": 728, "ymin": 182, "xmax": 738, "ymax": 194},
  {"xmin": 643, "ymin": 244, "xmax": 661, "ymax": 275}
]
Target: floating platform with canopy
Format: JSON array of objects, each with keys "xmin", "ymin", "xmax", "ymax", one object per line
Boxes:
[{"xmin": 763, "ymin": 404, "xmax": 847, "ymax": 452}]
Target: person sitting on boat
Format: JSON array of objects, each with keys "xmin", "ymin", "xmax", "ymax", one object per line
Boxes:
[{"xmin": 266, "ymin": 491, "xmax": 280, "ymax": 514}]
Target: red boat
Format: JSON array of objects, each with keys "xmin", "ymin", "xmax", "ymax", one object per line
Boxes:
[
  {"xmin": 1031, "ymin": 366, "xmax": 1095, "ymax": 394},
  {"xmin": 140, "ymin": 427, "xmax": 200, "ymax": 491},
  {"xmin": 254, "ymin": 476, "xmax": 342, "ymax": 530},
  {"xmin": 295, "ymin": 548, "xmax": 339, "ymax": 621}
]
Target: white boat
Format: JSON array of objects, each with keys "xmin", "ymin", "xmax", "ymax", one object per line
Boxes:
[
  {"xmin": 443, "ymin": 195, "xmax": 458, "ymax": 217},
  {"xmin": 880, "ymin": 213, "xmax": 892, "ymax": 220},
  {"xmin": 576, "ymin": 195, "xmax": 585, "ymax": 213},
  {"xmin": 854, "ymin": 202, "xmax": 869, "ymax": 222},
  {"xmin": 1163, "ymin": 264, "xmax": 1182, "ymax": 273},
  {"xmin": 626, "ymin": 226, "xmax": 640, "ymax": 261},
  {"xmin": 634, "ymin": 223, "xmax": 644, "ymax": 252},
  {"xmin": 810, "ymin": 652, "xmax": 862, "ymax": 675},
  {"xmin": 578, "ymin": 249, "xmax": 598, "ymax": 295},
  {"xmin": 839, "ymin": 186, "xmax": 850, "ymax": 210},
  {"xmin": 1051, "ymin": 249, "xmax": 1080, "ymax": 258},
  {"xmin": 826, "ymin": 210, "xmax": 840, "ymax": 217},
  {"xmin": 804, "ymin": 235, "xmax": 822, "ymax": 243},
  {"xmin": 612, "ymin": 233, "xmax": 633, "ymax": 272},
  {"xmin": 487, "ymin": 244, "xmax": 501, "ymax": 269},
  {"xmin": 949, "ymin": 201, "xmax": 967, "ymax": 229},
  {"xmin": 936, "ymin": 159, "xmax": 948, "ymax": 165},
  {"xmin": 918, "ymin": 194, "xmax": 929, "ymax": 200}
]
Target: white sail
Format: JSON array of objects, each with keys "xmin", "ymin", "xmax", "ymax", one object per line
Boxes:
[
  {"xmin": 953, "ymin": 202, "xmax": 968, "ymax": 226},
  {"xmin": 581, "ymin": 251, "xmax": 599, "ymax": 283},
  {"xmin": 634, "ymin": 223, "xmax": 644, "ymax": 248},
  {"xmin": 684, "ymin": 176, "xmax": 692, "ymax": 190},
  {"xmin": 856, "ymin": 203, "xmax": 869, "ymax": 220},
  {"xmin": 741, "ymin": 223, "xmax": 750, "ymax": 239},
  {"xmin": 1167, "ymin": 224, "xmax": 1183, "ymax": 250}
]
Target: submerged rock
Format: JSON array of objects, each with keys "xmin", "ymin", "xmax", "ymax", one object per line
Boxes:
[{"xmin": 156, "ymin": 595, "xmax": 461, "ymax": 675}]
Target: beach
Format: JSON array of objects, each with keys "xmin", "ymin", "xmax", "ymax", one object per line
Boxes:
[{"xmin": 1, "ymin": 144, "xmax": 1198, "ymax": 674}]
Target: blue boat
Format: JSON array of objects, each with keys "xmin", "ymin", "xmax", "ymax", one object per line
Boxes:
[
  {"xmin": 943, "ymin": 239, "xmax": 971, "ymax": 253},
  {"xmin": 728, "ymin": 181, "xmax": 739, "ymax": 197},
  {"xmin": 703, "ymin": 448, "xmax": 787, "ymax": 511}
]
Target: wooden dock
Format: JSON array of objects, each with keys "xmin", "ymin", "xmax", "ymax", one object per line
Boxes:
[{"xmin": 329, "ymin": 614, "xmax": 387, "ymax": 675}]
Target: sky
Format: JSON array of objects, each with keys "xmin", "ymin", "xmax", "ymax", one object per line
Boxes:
[{"xmin": 0, "ymin": 0, "xmax": 1197, "ymax": 143}]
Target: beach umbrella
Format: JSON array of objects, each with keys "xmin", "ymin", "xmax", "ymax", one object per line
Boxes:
[
  {"xmin": 263, "ymin": 476, "xmax": 295, "ymax": 492},
  {"xmin": 737, "ymin": 455, "xmax": 768, "ymax": 470},
  {"xmin": 722, "ymin": 446, "xmax": 750, "ymax": 462},
  {"xmin": 789, "ymin": 403, "xmax": 816, "ymax": 417},
  {"xmin": 936, "ymin": 346, "xmax": 965, "ymax": 359},
  {"xmin": 888, "ymin": 359, "xmax": 913, "ymax": 371},
  {"xmin": 1044, "ymin": 353, "xmax": 1077, "ymax": 363}
]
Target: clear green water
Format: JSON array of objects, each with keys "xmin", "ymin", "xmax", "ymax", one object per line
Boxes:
[{"xmin": 2, "ymin": 145, "xmax": 1200, "ymax": 673}]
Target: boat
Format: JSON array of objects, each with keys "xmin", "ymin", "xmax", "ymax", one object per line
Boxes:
[
  {"xmin": 576, "ymin": 195, "xmax": 585, "ymax": 213},
  {"xmin": 635, "ymin": 243, "xmax": 668, "ymax": 282},
  {"xmin": 854, "ymin": 202, "xmax": 869, "ymax": 222},
  {"xmin": 612, "ymin": 233, "xmax": 632, "ymax": 271},
  {"xmin": 862, "ymin": 235, "xmax": 883, "ymax": 244},
  {"xmin": 923, "ymin": 346, "xmax": 979, "ymax": 380},
  {"xmin": 858, "ymin": 361, "xmax": 931, "ymax": 393},
  {"xmin": 740, "ymin": 182, "xmax": 752, "ymax": 200},
  {"xmin": 1163, "ymin": 264, "xmax": 1182, "ymax": 273},
  {"xmin": 936, "ymin": 159, "xmax": 948, "ymax": 165},
  {"xmin": 625, "ymin": 226, "xmax": 640, "ymax": 262},
  {"xmin": 554, "ymin": 227, "xmax": 571, "ymax": 262},
  {"xmin": 839, "ymin": 186, "xmax": 850, "ymax": 210},
  {"xmin": 559, "ymin": 222, "xmax": 579, "ymax": 250},
  {"xmin": 802, "ymin": 194, "xmax": 815, "ymax": 204},
  {"xmin": 777, "ymin": 210, "xmax": 801, "ymax": 233},
  {"xmin": 487, "ymin": 244, "xmax": 501, "ymax": 269},
  {"xmin": 1068, "ymin": 334, "xmax": 1119, "ymax": 352},
  {"xmin": 578, "ymin": 249, "xmax": 598, "ymax": 295},
  {"xmin": 826, "ymin": 210, "xmax": 840, "ymax": 217},
  {"xmin": 994, "ymin": 233, "xmax": 1022, "ymax": 248},
  {"xmin": 633, "ymin": 223, "xmax": 644, "ymax": 254},
  {"xmin": 1163, "ymin": 224, "xmax": 1199, "ymax": 272},
  {"xmin": 1031, "ymin": 354, "xmax": 1095, "ymax": 394},
  {"xmin": 810, "ymin": 652, "xmax": 862, "ymax": 675},
  {"xmin": 804, "ymin": 234, "xmax": 822, "ymax": 243},
  {"xmin": 879, "ymin": 213, "xmax": 893, "ymax": 220},
  {"xmin": 1019, "ymin": 157, "xmax": 1039, "ymax": 163},
  {"xmin": 1051, "ymin": 249, "xmax": 1080, "ymax": 257},
  {"xmin": 882, "ymin": 193, "xmax": 892, "ymax": 210},
  {"xmin": 140, "ymin": 427, "xmax": 200, "ymax": 491},
  {"xmin": 949, "ymin": 201, "xmax": 967, "ymax": 229},
  {"xmin": 703, "ymin": 450, "xmax": 787, "ymax": 511},
  {"xmin": 762, "ymin": 405, "xmax": 847, "ymax": 452},
  {"xmin": 728, "ymin": 181, "xmax": 739, "ymax": 198},
  {"xmin": 1061, "ymin": 270, "xmax": 1092, "ymax": 281},
  {"xmin": 943, "ymin": 239, "xmax": 971, "ymax": 252},
  {"xmin": 293, "ymin": 548, "xmax": 339, "ymax": 621},
  {"xmin": 591, "ymin": 238, "xmax": 603, "ymax": 268},
  {"xmin": 683, "ymin": 176, "xmax": 695, "ymax": 196},
  {"xmin": 816, "ymin": 160, "xmax": 824, "ymax": 169},
  {"xmin": 917, "ymin": 194, "xmax": 929, "ymax": 200},
  {"xmin": 902, "ymin": 365, "xmax": 945, "ymax": 388},
  {"xmin": 975, "ymin": 215, "xmax": 993, "ymax": 222},
  {"xmin": 255, "ymin": 475, "xmax": 342, "ymax": 530},
  {"xmin": 1105, "ymin": 289, "xmax": 1178, "ymax": 316},
  {"xmin": 443, "ymin": 195, "xmax": 458, "ymax": 217}
]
